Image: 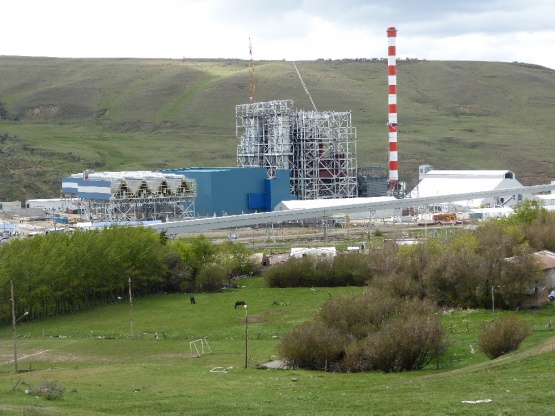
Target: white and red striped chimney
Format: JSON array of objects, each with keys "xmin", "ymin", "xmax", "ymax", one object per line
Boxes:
[{"xmin": 387, "ymin": 26, "xmax": 398, "ymax": 190}]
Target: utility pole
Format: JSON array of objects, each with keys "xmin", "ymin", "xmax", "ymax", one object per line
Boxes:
[
  {"xmin": 129, "ymin": 278, "xmax": 134, "ymax": 339},
  {"xmin": 244, "ymin": 304, "xmax": 248, "ymax": 368},
  {"xmin": 11, "ymin": 280, "xmax": 18, "ymax": 373}
]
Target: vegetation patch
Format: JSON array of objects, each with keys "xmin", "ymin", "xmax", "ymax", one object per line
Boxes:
[
  {"xmin": 479, "ymin": 316, "xmax": 533, "ymax": 359},
  {"xmin": 279, "ymin": 289, "xmax": 449, "ymax": 372}
]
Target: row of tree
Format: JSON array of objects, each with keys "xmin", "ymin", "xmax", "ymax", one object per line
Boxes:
[{"xmin": 0, "ymin": 228, "xmax": 258, "ymax": 323}]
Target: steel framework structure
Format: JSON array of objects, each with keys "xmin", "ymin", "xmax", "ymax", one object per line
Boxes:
[
  {"xmin": 236, "ymin": 100, "xmax": 294, "ymax": 179},
  {"xmin": 64, "ymin": 172, "xmax": 197, "ymax": 222},
  {"xmin": 236, "ymin": 100, "xmax": 357, "ymax": 200},
  {"xmin": 86, "ymin": 194, "xmax": 195, "ymax": 223}
]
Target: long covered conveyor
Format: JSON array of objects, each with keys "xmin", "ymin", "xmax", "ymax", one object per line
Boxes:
[{"xmin": 147, "ymin": 183, "xmax": 555, "ymax": 235}]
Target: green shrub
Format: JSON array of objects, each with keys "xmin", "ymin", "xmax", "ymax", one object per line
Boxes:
[
  {"xmin": 329, "ymin": 254, "xmax": 372, "ymax": 286},
  {"xmin": 31, "ymin": 380, "xmax": 66, "ymax": 400},
  {"xmin": 263, "ymin": 256, "xmax": 317, "ymax": 287},
  {"xmin": 278, "ymin": 321, "xmax": 344, "ymax": 370},
  {"xmin": 195, "ymin": 265, "xmax": 226, "ymax": 293},
  {"xmin": 279, "ymin": 290, "xmax": 449, "ymax": 372},
  {"xmin": 478, "ymin": 316, "xmax": 533, "ymax": 359},
  {"xmin": 360, "ymin": 314, "xmax": 447, "ymax": 372},
  {"xmin": 317, "ymin": 290, "xmax": 401, "ymax": 338},
  {"xmin": 264, "ymin": 254, "xmax": 373, "ymax": 288}
]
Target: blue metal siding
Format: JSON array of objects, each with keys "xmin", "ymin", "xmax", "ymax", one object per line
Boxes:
[
  {"xmin": 247, "ymin": 193, "xmax": 266, "ymax": 209},
  {"xmin": 211, "ymin": 168, "xmax": 266, "ymax": 215},
  {"xmin": 160, "ymin": 167, "xmax": 295, "ymax": 216}
]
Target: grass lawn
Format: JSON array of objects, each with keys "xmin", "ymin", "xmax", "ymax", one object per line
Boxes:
[{"xmin": 1, "ymin": 277, "xmax": 555, "ymax": 415}]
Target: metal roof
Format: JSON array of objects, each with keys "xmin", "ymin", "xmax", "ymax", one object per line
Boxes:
[
  {"xmin": 408, "ymin": 170, "xmax": 524, "ymax": 207},
  {"xmin": 274, "ymin": 197, "xmax": 395, "ymax": 211}
]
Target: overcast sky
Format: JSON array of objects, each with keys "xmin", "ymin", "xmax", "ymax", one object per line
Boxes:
[{"xmin": 4, "ymin": 0, "xmax": 555, "ymax": 69}]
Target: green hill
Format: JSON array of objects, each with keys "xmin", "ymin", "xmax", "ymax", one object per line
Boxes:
[{"xmin": 1, "ymin": 56, "xmax": 554, "ymax": 201}]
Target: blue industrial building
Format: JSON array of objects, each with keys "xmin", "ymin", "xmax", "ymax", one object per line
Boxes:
[{"xmin": 162, "ymin": 167, "xmax": 296, "ymax": 217}]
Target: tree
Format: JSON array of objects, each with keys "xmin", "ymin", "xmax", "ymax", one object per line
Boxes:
[
  {"xmin": 171, "ymin": 235, "xmax": 217, "ymax": 278},
  {"xmin": 507, "ymin": 199, "xmax": 548, "ymax": 225},
  {"xmin": 217, "ymin": 241, "xmax": 257, "ymax": 277}
]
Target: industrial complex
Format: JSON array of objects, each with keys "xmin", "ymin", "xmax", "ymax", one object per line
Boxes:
[{"xmin": 2, "ymin": 26, "xmax": 555, "ymax": 238}]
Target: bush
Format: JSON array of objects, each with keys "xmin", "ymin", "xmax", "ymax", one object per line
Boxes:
[
  {"xmin": 195, "ymin": 265, "xmax": 226, "ymax": 292},
  {"xmin": 359, "ymin": 314, "xmax": 447, "ymax": 372},
  {"xmin": 478, "ymin": 316, "xmax": 533, "ymax": 359},
  {"xmin": 30, "ymin": 380, "xmax": 66, "ymax": 400},
  {"xmin": 264, "ymin": 256, "xmax": 316, "ymax": 287},
  {"xmin": 278, "ymin": 321, "xmax": 344, "ymax": 370},
  {"xmin": 279, "ymin": 290, "xmax": 449, "ymax": 372},
  {"xmin": 264, "ymin": 254, "xmax": 373, "ymax": 288},
  {"xmin": 317, "ymin": 290, "xmax": 401, "ymax": 338},
  {"xmin": 329, "ymin": 254, "xmax": 372, "ymax": 286}
]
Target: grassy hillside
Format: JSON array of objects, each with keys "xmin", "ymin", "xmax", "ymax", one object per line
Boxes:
[
  {"xmin": 1, "ymin": 57, "xmax": 554, "ymax": 201},
  {"xmin": 1, "ymin": 277, "xmax": 554, "ymax": 415}
]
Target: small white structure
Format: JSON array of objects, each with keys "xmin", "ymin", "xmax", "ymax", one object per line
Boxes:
[
  {"xmin": 469, "ymin": 207, "xmax": 514, "ymax": 219},
  {"xmin": 409, "ymin": 169, "xmax": 526, "ymax": 208},
  {"xmin": 25, "ymin": 198, "xmax": 67, "ymax": 211},
  {"xmin": 290, "ymin": 247, "xmax": 336, "ymax": 258},
  {"xmin": 0, "ymin": 201, "xmax": 22, "ymax": 212},
  {"xmin": 534, "ymin": 194, "xmax": 555, "ymax": 211}
]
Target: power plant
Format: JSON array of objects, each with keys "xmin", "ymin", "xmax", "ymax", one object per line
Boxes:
[{"xmin": 12, "ymin": 25, "xmax": 551, "ymax": 228}]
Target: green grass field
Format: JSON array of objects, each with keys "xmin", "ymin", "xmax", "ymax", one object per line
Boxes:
[{"xmin": 1, "ymin": 277, "xmax": 554, "ymax": 415}]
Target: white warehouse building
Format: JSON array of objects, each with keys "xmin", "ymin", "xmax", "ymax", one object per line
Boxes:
[{"xmin": 408, "ymin": 169, "xmax": 529, "ymax": 208}]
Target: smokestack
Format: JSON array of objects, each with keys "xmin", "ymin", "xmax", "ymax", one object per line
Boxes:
[{"xmin": 387, "ymin": 26, "xmax": 398, "ymax": 190}]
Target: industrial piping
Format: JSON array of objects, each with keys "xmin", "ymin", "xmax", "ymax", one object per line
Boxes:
[{"xmin": 387, "ymin": 26, "xmax": 398, "ymax": 190}]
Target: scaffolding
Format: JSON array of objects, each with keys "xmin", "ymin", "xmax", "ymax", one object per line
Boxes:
[
  {"xmin": 63, "ymin": 172, "xmax": 196, "ymax": 222},
  {"xmin": 236, "ymin": 100, "xmax": 357, "ymax": 200},
  {"xmin": 236, "ymin": 100, "xmax": 294, "ymax": 179}
]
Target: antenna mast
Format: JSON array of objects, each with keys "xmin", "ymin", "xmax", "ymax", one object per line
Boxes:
[
  {"xmin": 293, "ymin": 62, "xmax": 317, "ymax": 111},
  {"xmin": 249, "ymin": 38, "xmax": 256, "ymax": 103}
]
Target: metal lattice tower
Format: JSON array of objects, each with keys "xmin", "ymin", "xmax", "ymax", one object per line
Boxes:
[{"xmin": 236, "ymin": 100, "xmax": 357, "ymax": 200}]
